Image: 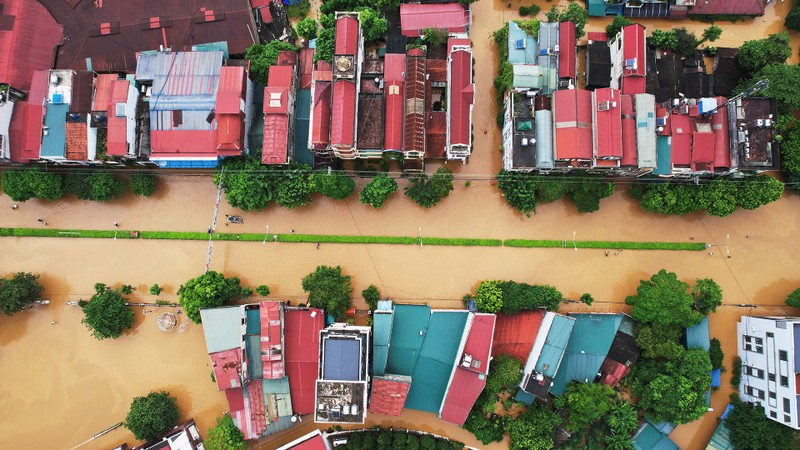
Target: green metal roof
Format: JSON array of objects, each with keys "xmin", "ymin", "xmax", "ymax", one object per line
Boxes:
[
  {"xmin": 386, "ymin": 304, "xmax": 431, "ymax": 376},
  {"xmin": 654, "ymin": 136, "xmax": 672, "ymax": 176},
  {"xmin": 246, "ymin": 334, "xmax": 262, "ymax": 379},
  {"xmin": 293, "ymin": 89, "xmax": 314, "ymax": 166},
  {"xmin": 586, "ymin": 0, "xmax": 608, "ymax": 17},
  {"xmin": 685, "ymin": 317, "xmax": 710, "ymax": 351},
  {"xmin": 535, "ymin": 314, "xmax": 576, "ymax": 378},
  {"xmin": 40, "ymin": 103, "xmax": 68, "ymax": 158},
  {"xmin": 633, "ymin": 424, "xmax": 679, "ymax": 450},
  {"xmin": 550, "ymin": 314, "xmax": 623, "ymax": 396},
  {"xmin": 405, "ymin": 311, "xmax": 469, "ymax": 413},
  {"xmin": 200, "ymin": 306, "xmax": 243, "ymax": 353},
  {"xmin": 262, "ymin": 377, "xmax": 293, "ymax": 418},
  {"xmin": 373, "ymin": 310, "xmax": 394, "ymax": 376},
  {"xmin": 706, "ymin": 420, "xmax": 732, "ymax": 450},
  {"xmin": 513, "ymin": 64, "xmax": 544, "ymax": 90}
]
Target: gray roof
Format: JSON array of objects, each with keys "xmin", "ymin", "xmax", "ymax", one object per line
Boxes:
[
  {"xmin": 635, "ymin": 93, "xmax": 657, "ymax": 168},
  {"xmin": 200, "ymin": 306, "xmax": 243, "ymax": 353},
  {"xmin": 535, "ymin": 109, "xmax": 554, "ymax": 169}
]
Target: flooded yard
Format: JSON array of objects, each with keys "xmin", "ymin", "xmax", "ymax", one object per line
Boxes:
[{"xmin": 2, "ymin": 1, "xmax": 800, "ymax": 448}]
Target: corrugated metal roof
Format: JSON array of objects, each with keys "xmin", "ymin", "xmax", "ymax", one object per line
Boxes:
[
  {"xmin": 684, "ymin": 317, "xmax": 710, "ymax": 351},
  {"xmin": 136, "ymin": 51, "xmax": 223, "ymax": 111},
  {"xmin": 404, "ymin": 52, "xmax": 426, "ymax": 154},
  {"xmin": 92, "ymin": 74, "xmax": 117, "ymax": 112},
  {"xmin": 263, "ymin": 377, "xmax": 294, "ymax": 418},
  {"xmin": 15, "ymin": 70, "xmax": 48, "ymax": 162},
  {"xmin": 554, "ymin": 88, "xmax": 593, "ymax": 160},
  {"xmin": 621, "ymin": 94, "xmax": 637, "ymax": 166},
  {"xmin": 211, "ymin": 348, "xmax": 243, "ymax": 391},
  {"xmin": 513, "ymin": 64, "xmax": 544, "ymax": 90},
  {"xmin": 711, "ymin": 97, "xmax": 730, "ymax": 168},
  {"xmin": 217, "ymin": 66, "xmax": 245, "ymax": 114},
  {"xmin": 535, "ymin": 313, "xmax": 575, "ymax": 377},
  {"xmin": 622, "ymin": 24, "xmax": 646, "ymax": 95},
  {"xmin": 558, "ymin": 21, "xmax": 576, "ymax": 80},
  {"xmin": 593, "ymin": 88, "xmax": 622, "ymax": 159},
  {"xmin": 40, "ymin": 103, "xmax": 68, "ymax": 158},
  {"xmin": 260, "ymin": 301, "xmax": 285, "ymax": 379},
  {"xmin": 447, "ymin": 41, "xmax": 473, "ymax": 149},
  {"xmin": 335, "ymin": 16, "xmax": 359, "ymax": 55},
  {"xmin": 635, "ymin": 93, "xmax": 657, "ymax": 168},
  {"xmin": 201, "ymin": 306, "xmax": 244, "ymax": 353},
  {"xmin": 492, "ymin": 310, "xmax": 544, "ymax": 362},
  {"xmin": 386, "ymin": 304, "xmax": 431, "ymax": 376},
  {"xmin": 369, "ymin": 375, "xmax": 411, "ymax": 416},
  {"xmin": 508, "ymin": 21, "xmax": 537, "ymax": 65},
  {"xmin": 263, "ymin": 66, "xmax": 294, "ymax": 164},
  {"xmin": 310, "ymin": 72, "xmax": 331, "ymax": 150},
  {"xmin": 107, "ymin": 80, "xmax": 131, "ymax": 156},
  {"xmin": 633, "ymin": 423, "xmax": 679, "ymax": 450},
  {"xmin": 384, "ymin": 54, "xmax": 406, "ymax": 152},
  {"xmin": 535, "ymin": 110, "xmax": 554, "ymax": 169},
  {"xmin": 323, "ymin": 338, "xmax": 361, "ymax": 381},
  {"xmin": 550, "ymin": 313, "xmax": 623, "ymax": 396},
  {"xmin": 373, "ymin": 310, "xmax": 394, "ymax": 376},
  {"xmin": 706, "ymin": 419, "xmax": 732, "ymax": 450},
  {"xmin": 405, "ymin": 311, "xmax": 468, "ymax": 413},
  {"xmin": 284, "ymin": 308, "xmax": 324, "ymax": 415},
  {"xmin": 0, "ymin": 0, "xmax": 63, "ymax": 91},
  {"xmin": 278, "ymin": 430, "xmax": 329, "ymax": 450},
  {"xmin": 330, "ymin": 80, "xmax": 355, "ymax": 148},
  {"xmin": 400, "ymin": 3, "xmax": 468, "ymax": 37},
  {"xmin": 689, "ymin": 0, "xmax": 763, "ymax": 16},
  {"xmin": 653, "ymin": 136, "xmax": 672, "ymax": 175}
]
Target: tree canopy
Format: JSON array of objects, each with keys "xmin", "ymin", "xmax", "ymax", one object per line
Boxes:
[
  {"xmin": 625, "ymin": 270, "xmax": 704, "ymax": 328},
  {"xmin": 361, "ymin": 285, "xmax": 380, "ymax": 311},
  {"xmin": 245, "ymin": 42, "xmax": 299, "ymax": 85},
  {"xmin": 359, "ymin": 173, "xmax": 398, "ymax": 208},
  {"xmin": 497, "ymin": 170, "xmax": 538, "ymax": 216},
  {"xmin": 1, "ymin": 168, "xmax": 64, "ymax": 202},
  {"xmin": 177, "ymin": 271, "xmax": 243, "ymax": 324},
  {"xmin": 605, "ymin": 15, "xmax": 631, "ymax": 40},
  {"xmin": 130, "ymin": 173, "xmax": 157, "ymax": 197},
  {"xmin": 315, "ymin": 172, "xmax": 355, "ymax": 200},
  {"xmin": 786, "ymin": 7, "xmax": 800, "ymax": 31},
  {"xmin": 636, "ymin": 322, "xmax": 685, "ymax": 360},
  {"xmin": 709, "ymin": 338, "xmax": 724, "ymax": 370},
  {"xmin": 508, "ymin": 403, "xmax": 562, "ymax": 450},
  {"xmin": 301, "ymin": 265, "xmax": 353, "ymax": 320},
  {"xmin": 80, "ymin": 283, "xmax": 135, "ymax": 340},
  {"xmin": 296, "ymin": 17, "xmax": 317, "ymax": 40},
  {"xmin": 0, "ymin": 272, "xmax": 44, "ymax": 316},
  {"xmin": 786, "ymin": 288, "xmax": 800, "ymax": 308},
  {"xmin": 214, "ymin": 159, "xmax": 316, "ymax": 211},
  {"xmin": 700, "ymin": 25, "xmax": 722, "ymax": 44},
  {"xmin": 125, "ymin": 391, "xmax": 180, "ymax": 442},
  {"xmin": 474, "ymin": 280, "xmax": 503, "ymax": 314},
  {"xmin": 737, "ymin": 32, "xmax": 792, "ymax": 76},
  {"xmin": 65, "ymin": 173, "xmax": 125, "ymax": 201},
  {"xmin": 725, "ymin": 397, "xmax": 800, "ymax": 450},
  {"xmin": 205, "ymin": 415, "xmax": 246, "ymax": 450},
  {"xmin": 564, "ymin": 382, "xmax": 615, "ymax": 432},
  {"xmin": 545, "ymin": 2, "xmax": 588, "ymax": 38},
  {"xmin": 692, "ymin": 278, "xmax": 723, "ymax": 315},
  {"xmin": 355, "ymin": 8, "xmax": 388, "ymax": 42},
  {"xmin": 741, "ymin": 63, "xmax": 800, "ymax": 115},
  {"xmin": 404, "ymin": 167, "xmax": 454, "ymax": 208}
]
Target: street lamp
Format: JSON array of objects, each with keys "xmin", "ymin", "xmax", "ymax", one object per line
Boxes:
[
  {"xmin": 573, "ymin": 231, "xmax": 577, "ymax": 251},
  {"xmin": 726, "ymin": 234, "xmax": 730, "ymax": 256},
  {"xmin": 419, "ymin": 227, "xmax": 423, "ymax": 249},
  {"xmin": 263, "ymin": 225, "xmax": 269, "ymax": 244}
]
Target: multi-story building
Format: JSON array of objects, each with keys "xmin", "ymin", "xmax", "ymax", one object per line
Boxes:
[
  {"xmin": 315, "ymin": 323, "xmax": 371, "ymax": 424},
  {"xmin": 737, "ymin": 316, "xmax": 800, "ymax": 430}
]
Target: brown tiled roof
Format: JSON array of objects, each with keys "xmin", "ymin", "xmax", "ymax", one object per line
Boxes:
[
  {"xmin": 65, "ymin": 121, "xmax": 87, "ymax": 161},
  {"xmin": 425, "ymin": 111, "xmax": 446, "ymax": 158},
  {"xmin": 427, "ymin": 58, "xmax": 447, "ymax": 83}
]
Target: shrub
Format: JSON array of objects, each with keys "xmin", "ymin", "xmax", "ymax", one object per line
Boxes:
[
  {"xmin": 315, "ymin": 172, "xmax": 356, "ymax": 200},
  {"xmin": 65, "ymin": 173, "xmax": 125, "ymax": 201},
  {"xmin": 731, "ymin": 356, "xmax": 742, "ymax": 388},
  {"xmin": 474, "ymin": 280, "xmax": 503, "ymax": 313},
  {"xmin": 120, "ymin": 284, "xmax": 134, "ymax": 295},
  {"xmin": 605, "ymin": 15, "xmax": 631, "ymax": 40},
  {"xmin": 580, "ymin": 293, "xmax": 594, "ymax": 305},
  {"xmin": 205, "ymin": 415, "xmax": 245, "ymax": 450},
  {"xmin": 240, "ymin": 287, "xmax": 253, "ymax": 299},
  {"xmin": 296, "ymin": 17, "xmax": 318, "ymax": 40},
  {"xmin": 256, "ymin": 284, "xmax": 270, "ymax": 296},
  {"xmin": 464, "ymin": 411, "xmax": 505, "ymax": 444},
  {"xmin": 519, "ymin": 4, "xmax": 540, "ymax": 16},
  {"xmin": 362, "ymin": 285, "xmax": 380, "ymax": 311},
  {"xmin": 422, "ymin": 28, "xmax": 448, "ymax": 49},
  {"xmin": 359, "ymin": 173, "xmax": 398, "ymax": 208},
  {"xmin": 245, "ymin": 42, "xmax": 299, "ymax": 85},
  {"xmin": 130, "ymin": 173, "xmax": 157, "ymax": 197},
  {"xmin": 125, "ymin": 391, "xmax": 180, "ymax": 442},
  {"xmin": 499, "ymin": 281, "xmax": 563, "ymax": 313},
  {"xmin": 1, "ymin": 169, "xmax": 64, "ymax": 201},
  {"xmin": 286, "ymin": 0, "xmax": 310, "ymax": 19},
  {"xmin": 149, "ymin": 284, "xmax": 162, "ymax": 296},
  {"xmin": 709, "ymin": 338, "xmax": 724, "ymax": 370}
]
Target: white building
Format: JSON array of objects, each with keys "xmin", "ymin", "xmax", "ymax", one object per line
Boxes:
[{"xmin": 737, "ymin": 316, "xmax": 800, "ymax": 430}]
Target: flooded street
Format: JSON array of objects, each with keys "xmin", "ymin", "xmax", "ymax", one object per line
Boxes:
[{"xmin": 2, "ymin": 1, "xmax": 800, "ymax": 448}]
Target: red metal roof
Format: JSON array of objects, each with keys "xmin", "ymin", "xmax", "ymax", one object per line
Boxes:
[
  {"xmin": 92, "ymin": 74, "xmax": 116, "ymax": 112},
  {"xmin": 284, "ymin": 308, "xmax": 324, "ymax": 415},
  {"xmin": 622, "ymin": 24, "xmax": 646, "ymax": 95},
  {"xmin": 598, "ymin": 358, "xmax": 629, "ymax": 388},
  {"xmin": 330, "ymin": 80, "xmax": 356, "ymax": 149},
  {"xmin": 245, "ymin": 381, "xmax": 266, "ymax": 439},
  {"xmin": 298, "ymin": 47, "xmax": 315, "ymax": 90},
  {"xmin": 13, "ymin": 70, "xmax": 49, "ymax": 162},
  {"xmin": 150, "ymin": 130, "xmax": 217, "ymax": 156},
  {"xmin": 259, "ymin": 301, "xmax": 285, "ymax": 379},
  {"xmin": 217, "ymin": 66, "xmax": 246, "ymax": 115},
  {"xmin": 712, "ymin": 97, "xmax": 730, "ymax": 168},
  {"xmin": 369, "ymin": 377, "xmax": 411, "ymax": 416},
  {"xmin": 693, "ymin": 132, "xmax": 715, "ymax": 163},
  {"xmin": 335, "ymin": 16, "xmax": 359, "ymax": 55},
  {"xmin": 670, "ymin": 113, "xmax": 693, "ymax": 165},
  {"xmin": 440, "ymin": 314, "xmax": 496, "ymax": 426},
  {"xmin": 310, "ymin": 70, "xmax": 332, "ymax": 150},
  {"xmin": 492, "ymin": 310, "xmax": 544, "ymax": 362},
  {"xmin": 587, "ymin": 31, "xmax": 608, "ymax": 42},
  {"xmin": 689, "ymin": 0, "xmax": 764, "ymax": 16},
  {"xmin": 262, "ymin": 65, "xmax": 294, "ymax": 164},
  {"xmin": 593, "ymin": 88, "xmax": 622, "ymax": 158},
  {"xmin": 400, "ymin": 3, "xmax": 468, "ymax": 37},
  {"xmin": 210, "ymin": 348, "xmax": 243, "ymax": 391},
  {"xmin": 0, "ymin": 0, "xmax": 63, "ymax": 91},
  {"xmin": 558, "ymin": 21, "xmax": 576, "ymax": 80},
  {"xmin": 448, "ymin": 39, "xmax": 473, "ymax": 148},
  {"xmin": 383, "ymin": 54, "xmax": 406, "ymax": 152},
  {"xmin": 107, "ymin": 80, "xmax": 130, "ymax": 156},
  {"xmin": 226, "ymin": 388, "xmax": 245, "ymax": 412},
  {"xmin": 404, "ymin": 52, "xmax": 426, "ymax": 154},
  {"xmin": 620, "ymin": 94, "xmax": 637, "ymax": 166},
  {"xmin": 554, "ymin": 88, "xmax": 593, "ymax": 160},
  {"xmin": 287, "ymin": 433, "xmax": 329, "ymax": 450}
]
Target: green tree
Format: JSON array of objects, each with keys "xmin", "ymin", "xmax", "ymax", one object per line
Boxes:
[
  {"xmin": 1, "ymin": 168, "xmax": 64, "ymax": 201},
  {"xmin": 625, "ymin": 270, "xmax": 704, "ymax": 328},
  {"xmin": 474, "ymin": 280, "xmax": 503, "ymax": 313},
  {"xmin": 125, "ymin": 391, "xmax": 180, "ymax": 442},
  {"xmin": 692, "ymin": 278, "xmax": 722, "ymax": 315},
  {"xmin": 786, "ymin": 288, "xmax": 800, "ymax": 308},
  {"xmin": 356, "ymin": 8, "xmax": 388, "ymax": 42},
  {"xmin": 508, "ymin": 403, "xmax": 561, "ymax": 450},
  {"xmin": 742, "ymin": 64, "xmax": 800, "ymax": 114},
  {"xmin": 301, "ymin": 265, "xmax": 353, "ymax": 320},
  {"xmin": 580, "ymin": 293, "xmax": 594, "ymax": 305},
  {"xmin": 735, "ymin": 174, "xmax": 784, "ymax": 210},
  {"xmin": 636, "ymin": 323, "xmax": 685, "ymax": 360},
  {"xmin": 709, "ymin": 338, "xmax": 724, "ymax": 370},
  {"xmin": 499, "ymin": 281, "xmax": 563, "ymax": 313},
  {"xmin": 463, "ymin": 411, "xmax": 505, "ymax": 444},
  {"xmin": 700, "ymin": 24, "xmax": 722, "ymax": 44},
  {"xmin": 296, "ymin": 17, "xmax": 318, "ymax": 40},
  {"xmin": 786, "ymin": 7, "xmax": 800, "ymax": 30},
  {"xmin": 245, "ymin": 41, "xmax": 299, "ymax": 84},
  {"xmin": 545, "ymin": 2, "xmax": 588, "ymax": 38},
  {"xmin": 725, "ymin": 397, "xmax": 800, "ymax": 450},
  {"xmin": 606, "ymin": 400, "xmax": 639, "ymax": 437},
  {"xmin": 315, "ymin": 172, "xmax": 355, "ymax": 200},
  {"xmin": 65, "ymin": 173, "xmax": 125, "ymax": 201},
  {"xmin": 565, "ymin": 177, "xmax": 614, "ymax": 213},
  {"xmin": 605, "ymin": 15, "xmax": 631, "ymax": 40},
  {"xmin": 484, "ymin": 354, "xmax": 522, "ymax": 399},
  {"xmin": 519, "ymin": 4, "xmax": 541, "ymax": 17},
  {"xmin": 536, "ymin": 178, "xmax": 566, "ymax": 202},
  {"xmin": 359, "ymin": 173, "xmax": 398, "ymax": 208},
  {"xmin": 214, "ymin": 158, "xmax": 273, "ymax": 211},
  {"xmin": 177, "ymin": 271, "xmax": 244, "ymax": 324},
  {"xmin": 737, "ymin": 31, "xmax": 792, "ymax": 76},
  {"xmin": 205, "ymin": 415, "xmax": 245, "ymax": 450},
  {"xmin": 362, "ymin": 284, "xmax": 380, "ymax": 311},
  {"xmin": 80, "ymin": 284, "xmax": 135, "ymax": 340},
  {"xmin": 564, "ymin": 382, "xmax": 615, "ymax": 432},
  {"xmin": 130, "ymin": 173, "xmax": 157, "ymax": 197},
  {"xmin": 272, "ymin": 164, "xmax": 315, "ymax": 208},
  {"xmin": 731, "ymin": 356, "xmax": 742, "ymax": 388},
  {"xmin": 256, "ymin": 284, "xmax": 271, "ymax": 296},
  {"xmin": 149, "ymin": 284, "xmax": 162, "ymax": 296},
  {"xmin": 497, "ymin": 170, "xmax": 537, "ymax": 216},
  {"xmin": 404, "ymin": 168, "xmax": 455, "ymax": 208},
  {"xmin": 314, "ymin": 27, "xmax": 336, "ymax": 63},
  {"xmin": 422, "ymin": 28, "xmax": 448, "ymax": 49},
  {"xmin": 0, "ymin": 272, "xmax": 44, "ymax": 316}
]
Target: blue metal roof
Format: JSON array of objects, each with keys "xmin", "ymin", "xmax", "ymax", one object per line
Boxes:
[
  {"xmin": 653, "ymin": 136, "xmax": 672, "ymax": 176},
  {"xmin": 373, "ymin": 310, "xmax": 393, "ymax": 376},
  {"xmin": 551, "ymin": 314, "xmax": 623, "ymax": 395},
  {"xmin": 136, "ymin": 51, "xmax": 223, "ymax": 111},
  {"xmin": 633, "ymin": 423, "xmax": 679, "ymax": 450},
  {"xmin": 535, "ymin": 314, "xmax": 575, "ymax": 378},
  {"xmin": 386, "ymin": 304, "xmax": 431, "ymax": 376},
  {"xmin": 200, "ymin": 306, "xmax": 243, "ymax": 353},
  {"xmin": 586, "ymin": 0, "xmax": 609, "ymax": 16},
  {"xmin": 711, "ymin": 368, "xmax": 721, "ymax": 387},
  {"xmin": 684, "ymin": 317, "xmax": 710, "ymax": 351},
  {"xmin": 40, "ymin": 103, "xmax": 68, "ymax": 158},
  {"xmin": 246, "ymin": 334, "xmax": 263, "ymax": 379},
  {"xmin": 405, "ymin": 311, "xmax": 469, "ymax": 413},
  {"xmin": 377, "ymin": 300, "xmax": 394, "ymax": 311},
  {"xmin": 323, "ymin": 338, "xmax": 361, "ymax": 381},
  {"xmin": 508, "ymin": 21, "xmax": 538, "ymax": 65},
  {"xmin": 155, "ymin": 159, "xmax": 220, "ymax": 168}
]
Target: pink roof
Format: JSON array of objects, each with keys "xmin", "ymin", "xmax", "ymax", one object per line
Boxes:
[
  {"xmin": 587, "ymin": 31, "xmax": 608, "ymax": 42},
  {"xmin": 243, "ymin": 381, "xmax": 266, "ymax": 439},
  {"xmin": 13, "ymin": 70, "xmax": 49, "ymax": 162},
  {"xmin": 335, "ymin": 16, "xmax": 359, "ymax": 55},
  {"xmin": 622, "ymin": 24, "xmax": 646, "ymax": 95},
  {"xmin": 217, "ymin": 66, "xmax": 246, "ymax": 114},
  {"xmin": 598, "ymin": 358, "xmax": 630, "ymax": 388},
  {"xmin": 210, "ymin": 348, "xmax": 243, "ymax": 391},
  {"xmin": 92, "ymin": 74, "xmax": 117, "ymax": 112},
  {"xmin": 384, "ymin": 54, "xmax": 406, "ymax": 152},
  {"xmin": 492, "ymin": 310, "xmax": 545, "ymax": 362},
  {"xmin": 330, "ymin": 80, "xmax": 356, "ymax": 148},
  {"xmin": 369, "ymin": 378, "xmax": 411, "ymax": 416},
  {"xmin": 107, "ymin": 80, "xmax": 130, "ymax": 156},
  {"xmin": 311, "ymin": 74, "xmax": 332, "ymax": 150},
  {"xmin": 400, "ymin": 3, "xmax": 468, "ymax": 37},
  {"xmin": 284, "ymin": 308, "xmax": 324, "ymax": 415},
  {"xmin": 0, "ymin": 0, "xmax": 63, "ymax": 91},
  {"xmin": 558, "ymin": 21, "xmax": 576, "ymax": 80},
  {"xmin": 287, "ymin": 433, "xmax": 329, "ymax": 450},
  {"xmin": 620, "ymin": 95, "xmax": 637, "ymax": 166},
  {"xmin": 448, "ymin": 39, "xmax": 473, "ymax": 147},
  {"xmin": 150, "ymin": 130, "xmax": 217, "ymax": 156},
  {"xmin": 554, "ymin": 89, "xmax": 593, "ymax": 160},
  {"xmin": 711, "ymin": 97, "xmax": 730, "ymax": 168},
  {"xmin": 670, "ymin": 113, "xmax": 693, "ymax": 165},
  {"xmin": 262, "ymin": 65, "xmax": 294, "ymax": 164},
  {"xmin": 689, "ymin": 0, "xmax": 764, "ymax": 16},
  {"xmin": 299, "ymin": 47, "xmax": 315, "ymax": 90},
  {"xmin": 440, "ymin": 314, "xmax": 496, "ymax": 426},
  {"xmin": 693, "ymin": 132, "xmax": 715, "ymax": 163},
  {"xmin": 259, "ymin": 301, "xmax": 284, "ymax": 379},
  {"xmin": 226, "ymin": 388, "xmax": 245, "ymax": 412},
  {"xmin": 593, "ymin": 88, "xmax": 622, "ymax": 158}
]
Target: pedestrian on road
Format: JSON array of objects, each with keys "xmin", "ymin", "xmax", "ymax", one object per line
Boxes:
[
  {"xmin": 605, "ymin": 251, "xmax": 609, "ymax": 257},
  {"xmin": 273, "ymin": 234, "xmax": 278, "ymax": 241},
  {"xmin": 207, "ymin": 227, "xmax": 212, "ymax": 234},
  {"xmin": 316, "ymin": 243, "xmax": 320, "ymax": 249},
  {"xmin": 290, "ymin": 229, "xmax": 295, "ymax": 233},
  {"xmin": 746, "ymin": 235, "xmax": 751, "ymax": 239},
  {"xmin": 11, "ymin": 204, "xmax": 17, "ymax": 209},
  {"xmin": 50, "ymin": 321, "xmax": 56, "ymax": 325},
  {"xmin": 37, "ymin": 218, "xmax": 43, "ymax": 223},
  {"xmin": 113, "ymin": 222, "xmax": 118, "ymax": 227}
]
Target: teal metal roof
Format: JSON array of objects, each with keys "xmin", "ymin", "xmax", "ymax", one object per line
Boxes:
[
  {"xmin": 633, "ymin": 423, "xmax": 679, "ymax": 450},
  {"xmin": 654, "ymin": 136, "xmax": 672, "ymax": 176},
  {"xmin": 246, "ymin": 308, "xmax": 260, "ymax": 334},
  {"xmin": 513, "ymin": 64, "xmax": 544, "ymax": 90},
  {"xmin": 246, "ymin": 334, "xmax": 262, "ymax": 379},
  {"xmin": 40, "ymin": 103, "xmax": 68, "ymax": 158},
  {"xmin": 551, "ymin": 314, "xmax": 623, "ymax": 396},
  {"xmin": 377, "ymin": 300, "xmax": 393, "ymax": 311},
  {"xmin": 200, "ymin": 306, "xmax": 243, "ymax": 353},
  {"xmin": 405, "ymin": 311, "xmax": 469, "ymax": 413},
  {"xmin": 386, "ymin": 304, "xmax": 431, "ymax": 376},
  {"xmin": 535, "ymin": 314, "xmax": 576, "ymax": 378},
  {"xmin": 685, "ymin": 317, "xmax": 710, "ymax": 351},
  {"xmin": 293, "ymin": 89, "xmax": 313, "ymax": 166},
  {"xmin": 618, "ymin": 315, "xmax": 636, "ymax": 337},
  {"xmin": 262, "ymin": 377, "xmax": 293, "ymax": 417},
  {"xmin": 373, "ymin": 310, "xmax": 394, "ymax": 376},
  {"xmin": 514, "ymin": 388, "xmax": 535, "ymax": 405},
  {"xmin": 587, "ymin": 0, "xmax": 608, "ymax": 16},
  {"xmin": 508, "ymin": 21, "xmax": 537, "ymax": 65},
  {"xmin": 707, "ymin": 420, "xmax": 732, "ymax": 450}
]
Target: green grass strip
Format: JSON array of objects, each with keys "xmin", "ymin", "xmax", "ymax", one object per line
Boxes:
[
  {"xmin": 0, "ymin": 228, "xmax": 701, "ymax": 250},
  {"xmin": 503, "ymin": 239, "xmax": 707, "ymax": 251}
]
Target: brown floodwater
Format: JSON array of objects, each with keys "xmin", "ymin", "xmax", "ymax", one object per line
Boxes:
[{"xmin": 2, "ymin": 2, "xmax": 800, "ymax": 449}]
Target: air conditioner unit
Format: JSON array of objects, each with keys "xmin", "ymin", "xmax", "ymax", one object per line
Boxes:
[
  {"xmin": 553, "ymin": 44, "xmax": 560, "ymax": 53},
  {"xmin": 598, "ymin": 101, "xmax": 611, "ymax": 112},
  {"xmin": 625, "ymin": 58, "xmax": 637, "ymax": 70}
]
